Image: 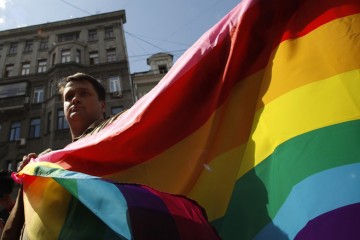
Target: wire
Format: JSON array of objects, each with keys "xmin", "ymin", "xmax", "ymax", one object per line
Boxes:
[
  {"xmin": 126, "ymin": 32, "xmax": 190, "ymax": 47},
  {"xmin": 165, "ymin": 0, "xmax": 224, "ymax": 39},
  {"xmin": 126, "ymin": 31, "xmax": 170, "ymax": 54},
  {"xmin": 59, "ymin": 0, "xmax": 93, "ymax": 15}
]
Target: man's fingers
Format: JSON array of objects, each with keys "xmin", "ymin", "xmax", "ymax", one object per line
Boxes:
[{"xmin": 18, "ymin": 153, "xmax": 37, "ymax": 172}]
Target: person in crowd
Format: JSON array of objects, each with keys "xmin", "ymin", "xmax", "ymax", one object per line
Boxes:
[{"xmin": 0, "ymin": 170, "xmax": 15, "ymax": 236}]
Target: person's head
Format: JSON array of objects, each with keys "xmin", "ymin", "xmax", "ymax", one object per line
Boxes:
[
  {"xmin": 0, "ymin": 170, "xmax": 14, "ymax": 198},
  {"xmin": 58, "ymin": 73, "xmax": 106, "ymax": 139}
]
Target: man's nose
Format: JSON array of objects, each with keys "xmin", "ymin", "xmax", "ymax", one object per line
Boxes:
[{"xmin": 71, "ymin": 94, "xmax": 80, "ymax": 103}]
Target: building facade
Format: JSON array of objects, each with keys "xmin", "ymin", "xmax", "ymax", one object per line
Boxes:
[
  {"xmin": 0, "ymin": 10, "xmax": 133, "ymax": 171},
  {"xmin": 132, "ymin": 52, "xmax": 173, "ymax": 101}
]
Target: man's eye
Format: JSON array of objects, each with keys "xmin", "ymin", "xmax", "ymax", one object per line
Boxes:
[
  {"xmin": 80, "ymin": 91, "xmax": 89, "ymax": 97},
  {"xmin": 65, "ymin": 94, "xmax": 73, "ymax": 101}
]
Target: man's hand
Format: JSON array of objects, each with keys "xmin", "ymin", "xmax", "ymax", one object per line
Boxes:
[{"xmin": 17, "ymin": 153, "xmax": 37, "ymax": 172}]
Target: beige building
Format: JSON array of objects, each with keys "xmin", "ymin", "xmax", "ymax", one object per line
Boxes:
[
  {"xmin": 0, "ymin": 10, "xmax": 133, "ymax": 170},
  {"xmin": 132, "ymin": 52, "xmax": 173, "ymax": 101}
]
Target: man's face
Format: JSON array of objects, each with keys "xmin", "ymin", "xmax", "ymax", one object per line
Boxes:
[{"xmin": 63, "ymin": 80, "xmax": 105, "ymax": 135}]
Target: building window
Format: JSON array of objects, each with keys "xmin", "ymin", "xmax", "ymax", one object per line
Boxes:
[
  {"xmin": 21, "ymin": 62, "xmax": 31, "ymax": 75},
  {"xmin": 61, "ymin": 49, "xmax": 71, "ymax": 63},
  {"xmin": 7, "ymin": 162, "xmax": 13, "ymax": 171},
  {"xmin": 57, "ymin": 109, "xmax": 69, "ymax": 130},
  {"xmin": 49, "ymin": 80, "xmax": 58, "ymax": 97},
  {"xmin": 4, "ymin": 64, "xmax": 14, "ymax": 77},
  {"xmin": 111, "ymin": 106, "xmax": 123, "ymax": 115},
  {"xmin": 0, "ymin": 44, "xmax": 3, "ymax": 57},
  {"xmin": 158, "ymin": 65, "xmax": 168, "ymax": 74},
  {"xmin": 88, "ymin": 29, "xmax": 98, "ymax": 41},
  {"xmin": 76, "ymin": 49, "xmax": 81, "ymax": 63},
  {"xmin": 33, "ymin": 86, "xmax": 44, "ymax": 103},
  {"xmin": 39, "ymin": 39, "xmax": 48, "ymax": 50},
  {"xmin": 38, "ymin": 59, "xmax": 47, "ymax": 73},
  {"xmin": 29, "ymin": 118, "xmax": 41, "ymax": 138},
  {"xmin": 106, "ymin": 48, "xmax": 116, "ymax": 62},
  {"xmin": 89, "ymin": 51, "xmax": 99, "ymax": 65},
  {"xmin": 104, "ymin": 27, "xmax": 114, "ymax": 39},
  {"xmin": 47, "ymin": 112, "xmax": 52, "ymax": 133},
  {"xmin": 108, "ymin": 76, "xmax": 121, "ymax": 93},
  {"xmin": 8, "ymin": 42, "xmax": 17, "ymax": 55},
  {"xmin": 58, "ymin": 32, "xmax": 79, "ymax": 42},
  {"xmin": 9, "ymin": 121, "xmax": 21, "ymax": 141},
  {"xmin": 24, "ymin": 40, "xmax": 33, "ymax": 52}
]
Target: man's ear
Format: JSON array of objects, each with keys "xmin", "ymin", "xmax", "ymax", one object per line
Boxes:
[{"xmin": 100, "ymin": 100, "xmax": 106, "ymax": 113}]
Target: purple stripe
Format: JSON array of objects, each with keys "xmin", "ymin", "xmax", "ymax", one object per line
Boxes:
[
  {"xmin": 295, "ymin": 203, "xmax": 360, "ymax": 240},
  {"xmin": 117, "ymin": 184, "xmax": 180, "ymax": 240}
]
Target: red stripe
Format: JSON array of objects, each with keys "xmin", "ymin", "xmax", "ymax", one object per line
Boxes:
[
  {"xmin": 281, "ymin": 0, "xmax": 360, "ymax": 41},
  {"xmin": 39, "ymin": 0, "xmax": 360, "ymax": 176},
  {"xmin": 145, "ymin": 186, "xmax": 220, "ymax": 239}
]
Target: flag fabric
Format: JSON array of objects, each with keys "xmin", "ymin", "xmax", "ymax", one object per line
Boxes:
[
  {"xmin": 17, "ymin": 0, "xmax": 360, "ymax": 239},
  {"xmin": 19, "ymin": 163, "xmax": 219, "ymax": 239}
]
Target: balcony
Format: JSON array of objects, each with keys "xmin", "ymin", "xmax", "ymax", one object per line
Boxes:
[{"xmin": 0, "ymin": 96, "xmax": 30, "ymax": 112}]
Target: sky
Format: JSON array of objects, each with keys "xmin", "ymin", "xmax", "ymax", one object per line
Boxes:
[{"xmin": 0, "ymin": 0, "xmax": 240, "ymax": 73}]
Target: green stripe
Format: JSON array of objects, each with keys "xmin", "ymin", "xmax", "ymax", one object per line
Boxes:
[
  {"xmin": 55, "ymin": 177, "xmax": 123, "ymax": 239},
  {"xmin": 216, "ymin": 119, "xmax": 360, "ymax": 240},
  {"xmin": 58, "ymin": 195, "xmax": 122, "ymax": 239}
]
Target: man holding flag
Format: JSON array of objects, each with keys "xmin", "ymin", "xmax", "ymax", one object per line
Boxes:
[{"xmin": 2, "ymin": 73, "xmax": 218, "ymax": 239}]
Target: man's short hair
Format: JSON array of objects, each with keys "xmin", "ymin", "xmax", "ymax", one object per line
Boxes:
[{"xmin": 58, "ymin": 72, "xmax": 106, "ymax": 101}]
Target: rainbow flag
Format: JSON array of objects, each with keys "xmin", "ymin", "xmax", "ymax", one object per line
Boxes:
[{"xmin": 18, "ymin": 0, "xmax": 360, "ymax": 239}]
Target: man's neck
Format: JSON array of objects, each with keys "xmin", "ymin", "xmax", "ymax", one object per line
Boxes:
[{"xmin": 71, "ymin": 118, "xmax": 105, "ymax": 141}]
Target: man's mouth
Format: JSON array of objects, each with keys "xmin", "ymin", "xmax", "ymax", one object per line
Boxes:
[{"xmin": 70, "ymin": 106, "xmax": 82, "ymax": 113}]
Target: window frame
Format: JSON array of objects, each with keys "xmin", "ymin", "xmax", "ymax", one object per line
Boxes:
[
  {"xmin": 61, "ymin": 49, "xmax": 71, "ymax": 63},
  {"xmin": 106, "ymin": 48, "xmax": 117, "ymax": 62},
  {"xmin": 58, "ymin": 32, "xmax": 79, "ymax": 42},
  {"xmin": 33, "ymin": 86, "xmax": 44, "ymax": 103},
  {"xmin": 4, "ymin": 64, "xmax": 14, "ymax": 77},
  {"xmin": 37, "ymin": 59, "xmax": 47, "ymax": 73},
  {"xmin": 21, "ymin": 62, "xmax": 31, "ymax": 75},
  {"xmin": 104, "ymin": 27, "xmax": 115, "ymax": 39},
  {"xmin": 24, "ymin": 40, "xmax": 33, "ymax": 52},
  {"xmin": 9, "ymin": 121, "xmax": 21, "ymax": 141},
  {"xmin": 8, "ymin": 42, "xmax": 18, "ymax": 55},
  {"xmin": 57, "ymin": 109, "xmax": 69, "ymax": 130},
  {"xmin": 88, "ymin": 29, "xmax": 98, "ymax": 41},
  {"xmin": 76, "ymin": 49, "xmax": 81, "ymax": 63},
  {"xmin": 89, "ymin": 51, "xmax": 99, "ymax": 65},
  {"xmin": 29, "ymin": 118, "xmax": 41, "ymax": 138},
  {"xmin": 39, "ymin": 39, "xmax": 49, "ymax": 50},
  {"xmin": 108, "ymin": 76, "xmax": 121, "ymax": 93}
]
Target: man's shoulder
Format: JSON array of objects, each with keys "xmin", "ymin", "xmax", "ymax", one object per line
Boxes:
[{"xmin": 78, "ymin": 110, "xmax": 126, "ymax": 139}]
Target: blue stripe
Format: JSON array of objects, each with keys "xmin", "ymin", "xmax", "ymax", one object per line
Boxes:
[
  {"xmin": 76, "ymin": 178, "xmax": 131, "ymax": 239},
  {"xmin": 48, "ymin": 168, "xmax": 131, "ymax": 239},
  {"xmin": 255, "ymin": 163, "xmax": 360, "ymax": 240}
]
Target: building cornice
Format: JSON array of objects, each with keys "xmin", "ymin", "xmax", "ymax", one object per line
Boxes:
[{"xmin": 0, "ymin": 10, "xmax": 126, "ymax": 39}]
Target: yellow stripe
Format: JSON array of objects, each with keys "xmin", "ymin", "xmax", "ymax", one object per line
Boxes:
[
  {"xmin": 258, "ymin": 14, "xmax": 360, "ymax": 108},
  {"xmin": 188, "ymin": 144, "xmax": 247, "ymax": 220},
  {"xmin": 24, "ymin": 178, "xmax": 70, "ymax": 239},
  {"xmin": 238, "ymin": 69, "xmax": 360, "ymax": 179}
]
